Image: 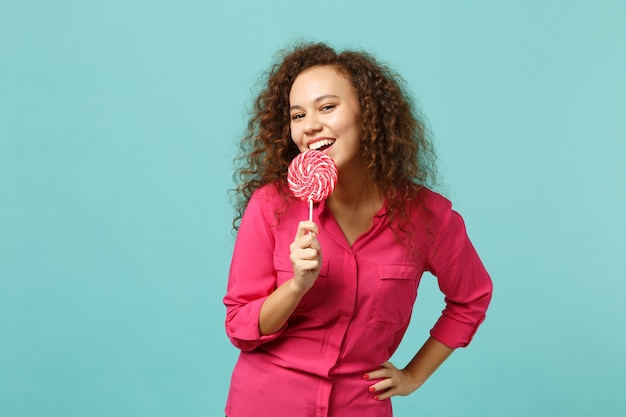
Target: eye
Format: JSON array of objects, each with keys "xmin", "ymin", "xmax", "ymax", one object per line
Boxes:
[
  {"xmin": 320, "ymin": 104, "xmax": 335, "ymax": 112},
  {"xmin": 291, "ymin": 113, "xmax": 304, "ymax": 120}
]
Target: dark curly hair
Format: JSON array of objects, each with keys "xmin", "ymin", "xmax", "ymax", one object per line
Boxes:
[{"xmin": 231, "ymin": 41, "xmax": 438, "ymax": 231}]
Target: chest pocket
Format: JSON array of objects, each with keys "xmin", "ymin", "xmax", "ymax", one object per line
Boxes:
[
  {"xmin": 273, "ymin": 254, "xmax": 329, "ymax": 322},
  {"xmin": 367, "ymin": 263, "xmax": 420, "ymax": 330}
]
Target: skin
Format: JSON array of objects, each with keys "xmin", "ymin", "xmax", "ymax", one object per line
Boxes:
[
  {"xmin": 288, "ymin": 65, "xmax": 363, "ymax": 178},
  {"xmin": 259, "ymin": 65, "xmax": 454, "ymax": 402}
]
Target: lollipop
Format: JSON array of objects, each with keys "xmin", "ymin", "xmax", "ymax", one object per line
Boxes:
[{"xmin": 288, "ymin": 150, "xmax": 338, "ymax": 220}]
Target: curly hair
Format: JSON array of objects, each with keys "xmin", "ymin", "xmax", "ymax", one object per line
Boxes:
[{"xmin": 231, "ymin": 41, "xmax": 438, "ymax": 230}]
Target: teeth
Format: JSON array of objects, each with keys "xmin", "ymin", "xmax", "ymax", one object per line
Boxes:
[{"xmin": 309, "ymin": 139, "xmax": 335, "ymax": 151}]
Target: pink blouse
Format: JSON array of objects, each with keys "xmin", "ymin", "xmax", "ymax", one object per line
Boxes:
[{"xmin": 223, "ymin": 184, "xmax": 492, "ymax": 417}]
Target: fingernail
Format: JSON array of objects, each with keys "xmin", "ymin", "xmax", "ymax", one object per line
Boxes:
[
  {"xmin": 374, "ymin": 395, "xmax": 379, "ymax": 401},
  {"xmin": 369, "ymin": 387, "xmax": 375, "ymax": 392},
  {"xmin": 362, "ymin": 374, "xmax": 369, "ymax": 379}
]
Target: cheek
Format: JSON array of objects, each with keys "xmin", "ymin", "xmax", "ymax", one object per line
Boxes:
[
  {"xmin": 290, "ymin": 123, "xmax": 302, "ymax": 141},
  {"xmin": 335, "ymin": 117, "xmax": 360, "ymax": 138},
  {"xmin": 330, "ymin": 112, "xmax": 358, "ymax": 133}
]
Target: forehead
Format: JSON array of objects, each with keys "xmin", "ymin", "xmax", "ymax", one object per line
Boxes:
[{"xmin": 289, "ymin": 65, "xmax": 355, "ymax": 101}]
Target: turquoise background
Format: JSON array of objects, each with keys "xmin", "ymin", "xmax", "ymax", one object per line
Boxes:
[{"xmin": 1, "ymin": 1, "xmax": 625, "ymax": 416}]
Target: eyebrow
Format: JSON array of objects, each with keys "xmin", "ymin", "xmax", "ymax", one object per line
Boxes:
[{"xmin": 289, "ymin": 94, "xmax": 340, "ymax": 111}]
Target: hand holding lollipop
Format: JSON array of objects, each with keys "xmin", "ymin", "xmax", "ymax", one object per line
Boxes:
[{"xmin": 288, "ymin": 150, "xmax": 338, "ymax": 220}]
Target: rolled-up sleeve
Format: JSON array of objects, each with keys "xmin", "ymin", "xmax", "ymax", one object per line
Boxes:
[
  {"xmin": 427, "ymin": 206, "xmax": 493, "ymax": 348},
  {"xmin": 223, "ymin": 190, "xmax": 285, "ymax": 351}
]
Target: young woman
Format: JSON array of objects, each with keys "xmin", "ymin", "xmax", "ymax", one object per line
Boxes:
[{"xmin": 223, "ymin": 42, "xmax": 493, "ymax": 417}]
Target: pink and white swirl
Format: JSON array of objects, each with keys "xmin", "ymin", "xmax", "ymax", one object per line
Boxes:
[{"xmin": 288, "ymin": 150, "xmax": 338, "ymax": 203}]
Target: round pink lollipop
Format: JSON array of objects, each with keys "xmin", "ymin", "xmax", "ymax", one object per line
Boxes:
[{"xmin": 288, "ymin": 150, "xmax": 338, "ymax": 219}]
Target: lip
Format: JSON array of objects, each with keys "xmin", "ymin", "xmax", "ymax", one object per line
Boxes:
[
  {"xmin": 306, "ymin": 137, "xmax": 332, "ymax": 147},
  {"xmin": 306, "ymin": 137, "xmax": 336, "ymax": 152}
]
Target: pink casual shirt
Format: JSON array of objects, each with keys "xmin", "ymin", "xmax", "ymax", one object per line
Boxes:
[{"xmin": 224, "ymin": 184, "xmax": 492, "ymax": 417}]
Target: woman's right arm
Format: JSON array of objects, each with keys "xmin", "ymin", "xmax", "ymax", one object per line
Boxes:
[
  {"xmin": 224, "ymin": 190, "xmax": 322, "ymax": 350},
  {"xmin": 259, "ymin": 220, "xmax": 321, "ymax": 335}
]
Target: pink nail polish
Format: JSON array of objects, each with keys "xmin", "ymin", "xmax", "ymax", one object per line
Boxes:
[
  {"xmin": 374, "ymin": 396, "xmax": 379, "ymax": 401},
  {"xmin": 369, "ymin": 387, "xmax": 375, "ymax": 392},
  {"xmin": 362, "ymin": 374, "xmax": 369, "ymax": 379}
]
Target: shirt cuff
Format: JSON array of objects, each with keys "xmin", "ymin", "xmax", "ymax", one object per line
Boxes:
[
  {"xmin": 226, "ymin": 297, "xmax": 286, "ymax": 351},
  {"xmin": 430, "ymin": 314, "xmax": 486, "ymax": 349}
]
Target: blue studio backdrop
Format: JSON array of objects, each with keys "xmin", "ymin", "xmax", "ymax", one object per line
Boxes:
[{"xmin": 1, "ymin": 1, "xmax": 625, "ymax": 416}]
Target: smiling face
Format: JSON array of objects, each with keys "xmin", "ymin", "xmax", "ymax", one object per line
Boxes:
[{"xmin": 289, "ymin": 65, "xmax": 363, "ymax": 175}]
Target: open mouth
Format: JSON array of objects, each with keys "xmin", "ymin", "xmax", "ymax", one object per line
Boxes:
[{"xmin": 309, "ymin": 139, "xmax": 335, "ymax": 152}]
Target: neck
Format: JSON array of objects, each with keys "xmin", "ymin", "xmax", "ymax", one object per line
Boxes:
[
  {"xmin": 327, "ymin": 170, "xmax": 383, "ymax": 212},
  {"xmin": 324, "ymin": 169, "xmax": 384, "ymax": 246}
]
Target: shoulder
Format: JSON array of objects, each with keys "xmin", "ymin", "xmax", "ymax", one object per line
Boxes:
[
  {"xmin": 405, "ymin": 186, "xmax": 453, "ymax": 220},
  {"xmin": 405, "ymin": 186, "xmax": 465, "ymax": 239},
  {"xmin": 243, "ymin": 182, "xmax": 297, "ymax": 227},
  {"xmin": 415, "ymin": 187, "xmax": 452, "ymax": 212},
  {"xmin": 249, "ymin": 182, "xmax": 289, "ymax": 208}
]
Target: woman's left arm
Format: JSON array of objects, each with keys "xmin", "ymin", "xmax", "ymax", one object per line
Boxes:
[{"xmin": 364, "ymin": 198, "xmax": 492, "ymax": 400}]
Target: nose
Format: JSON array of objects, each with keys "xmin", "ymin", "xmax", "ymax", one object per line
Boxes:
[{"xmin": 303, "ymin": 113, "xmax": 322, "ymax": 135}]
